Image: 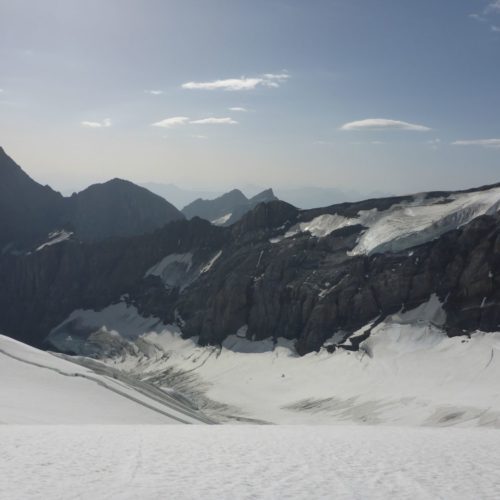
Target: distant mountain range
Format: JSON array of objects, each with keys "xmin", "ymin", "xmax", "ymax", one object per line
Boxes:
[
  {"xmin": 0, "ymin": 147, "xmax": 183, "ymax": 252},
  {"xmin": 142, "ymin": 182, "xmax": 385, "ymax": 210},
  {"xmin": 1, "ymin": 146, "xmax": 499, "ymax": 369},
  {"xmin": 182, "ymin": 188, "xmax": 278, "ymax": 226}
]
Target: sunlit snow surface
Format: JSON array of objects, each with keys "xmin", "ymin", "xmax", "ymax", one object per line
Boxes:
[
  {"xmin": 0, "ymin": 334, "xmax": 211, "ymax": 424},
  {"xmin": 1, "ymin": 426, "xmax": 500, "ymax": 500},
  {"xmin": 47, "ymin": 297, "xmax": 500, "ymax": 426},
  {"xmin": 283, "ymin": 186, "xmax": 500, "ymax": 254}
]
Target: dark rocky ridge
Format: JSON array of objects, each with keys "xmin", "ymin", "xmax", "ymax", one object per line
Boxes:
[
  {"xmin": 0, "ymin": 195, "xmax": 499, "ymax": 355},
  {"xmin": 0, "ymin": 147, "xmax": 66, "ymax": 251},
  {"xmin": 0, "ymin": 217, "xmax": 227, "ymax": 347},
  {"xmin": 66, "ymin": 178, "xmax": 183, "ymax": 242},
  {"xmin": 0, "ymin": 148, "xmax": 499, "ymax": 354},
  {"xmin": 0, "ymin": 148, "xmax": 184, "ymax": 251}
]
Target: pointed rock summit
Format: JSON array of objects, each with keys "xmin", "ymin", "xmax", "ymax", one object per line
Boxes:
[{"xmin": 182, "ymin": 187, "xmax": 279, "ymax": 226}]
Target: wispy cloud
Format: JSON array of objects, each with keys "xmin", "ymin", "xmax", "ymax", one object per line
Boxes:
[
  {"xmin": 340, "ymin": 118, "xmax": 431, "ymax": 132},
  {"xmin": 151, "ymin": 116, "xmax": 190, "ymax": 128},
  {"xmin": 485, "ymin": 0, "xmax": 500, "ymax": 13},
  {"xmin": 192, "ymin": 134, "xmax": 208, "ymax": 139},
  {"xmin": 469, "ymin": 13, "xmax": 487, "ymax": 22},
  {"xmin": 452, "ymin": 138, "xmax": 500, "ymax": 148},
  {"xmin": 469, "ymin": 2, "xmax": 500, "ymax": 31},
  {"xmin": 145, "ymin": 90, "xmax": 163, "ymax": 95},
  {"xmin": 81, "ymin": 118, "xmax": 111, "ymax": 128},
  {"xmin": 182, "ymin": 73, "xmax": 289, "ymax": 91},
  {"xmin": 190, "ymin": 117, "xmax": 238, "ymax": 125},
  {"xmin": 151, "ymin": 116, "xmax": 238, "ymax": 127},
  {"xmin": 229, "ymin": 107, "xmax": 248, "ymax": 112}
]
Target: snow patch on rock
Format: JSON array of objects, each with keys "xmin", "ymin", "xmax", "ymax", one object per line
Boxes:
[
  {"xmin": 211, "ymin": 213, "xmax": 232, "ymax": 226},
  {"xmin": 285, "ymin": 214, "xmax": 356, "ymax": 239},
  {"xmin": 145, "ymin": 252, "xmax": 195, "ymax": 289},
  {"xmin": 36, "ymin": 230, "xmax": 73, "ymax": 251},
  {"xmin": 200, "ymin": 250, "xmax": 222, "ymax": 274}
]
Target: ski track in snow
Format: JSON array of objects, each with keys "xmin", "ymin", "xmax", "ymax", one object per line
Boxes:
[
  {"xmin": 1, "ymin": 426, "xmax": 500, "ymax": 500},
  {"xmin": 0, "ymin": 335, "xmax": 211, "ymax": 424}
]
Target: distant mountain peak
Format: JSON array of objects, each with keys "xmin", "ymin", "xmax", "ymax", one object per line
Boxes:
[
  {"xmin": 0, "ymin": 149, "xmax": 184, "ymax": 250},
  {"xmin": 182, "ymin": 187, "xmax": 279, "ymax": 226},
  {"xmin": 249, "ymin": 188, "xmax": 277, "ymax": 204}
]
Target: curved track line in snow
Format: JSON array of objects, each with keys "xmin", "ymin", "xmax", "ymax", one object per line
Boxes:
[{"xmin": 0, "ymin": 347, "xmax": 212, "ymax": 424}]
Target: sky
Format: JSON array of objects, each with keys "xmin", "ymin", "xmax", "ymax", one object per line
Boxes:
[{"xmin": 0, "ymin": 0, "xmax": 499, "ymax": 196}]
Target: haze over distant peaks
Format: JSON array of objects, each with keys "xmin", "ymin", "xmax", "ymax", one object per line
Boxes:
[
  {"xmin": 0, "ymin": 148, "xmax": 184, "ymax": 252},
  {"xmin": 182, "ymin": 188, "xmax": 278, "ymax": 226}
]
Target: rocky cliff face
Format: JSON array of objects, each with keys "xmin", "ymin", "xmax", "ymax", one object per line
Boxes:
[
  {"xmin": 0, "ymin": 184, "xmax": 499, "ymax": 355},
  {"xmin": 0, "ymin": 147, "xmax": 67, "ymax": 252}
]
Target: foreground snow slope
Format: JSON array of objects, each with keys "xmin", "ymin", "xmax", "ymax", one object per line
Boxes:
[
  {"xmin": 52, "ymin": 299, "xmax": 500, "ymax": 425},
  {"xmin": 0, "ymin": 334, "xmax": 212, "ymax": 424},
  {"xmin": 1, "ymin": 425, "xmax": 500, "ymax": 500}
]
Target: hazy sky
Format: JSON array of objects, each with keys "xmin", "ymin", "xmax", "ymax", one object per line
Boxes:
[{"xmin": 1, "ymin": 0, "xmax": 499, "ymax": 195}]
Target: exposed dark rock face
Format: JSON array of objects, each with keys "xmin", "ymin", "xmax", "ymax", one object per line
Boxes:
[
  {"xmin": 66, "ymin": 178, "xmax": 184, "ymax": 241},
  {"xmin": 0, "ymin": 147, "xmax": 66, "ymax": 252},
  {"xmin": 179, "ymin": 212, "xmax": 500, "ymax": 354},
  {"xmin": 0, "ymin": 195, "xmax": 499, "ymax": 355},
  {"xmin": 0, "ymin": 148, "xmax": 184, "ymax": 251},
  {"xmin": 0, "ymin": 218, "xmax": 227, "ymax": 347},
  {"xmin": 0, "ymin": 148, "xmax": 499, "ymax": 355},
  {"xmin": 182, "ymin": 188, "xmax": 278, "ymax": 226}
]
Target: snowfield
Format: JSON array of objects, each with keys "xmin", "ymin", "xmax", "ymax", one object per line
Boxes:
[
  {"xmin": 1, "ymin": 425, "xmax": 500, "ymax": 500},
  {"xmin": 0, "ymin": 334, "xmax": 212, "ymax": 424},
  {"xmin": 4, "ymin": 301, "xmax": 500, "ymax": 499},
  {"xmin": 47, "ymin": 297, "xmax": 500, "ymax": 426}
]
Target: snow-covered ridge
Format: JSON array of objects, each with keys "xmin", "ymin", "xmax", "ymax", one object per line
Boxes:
[
  {"xmin": 0, "ymin": 333, "xmax": 212, "ymax": 424},
  {"xmin": 144, "ymin": 250, "xmax": 222, "ymax": 289},
  {"xmin": 283, "ymin": 186, "xmax": 500, "ymax": 255}
]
